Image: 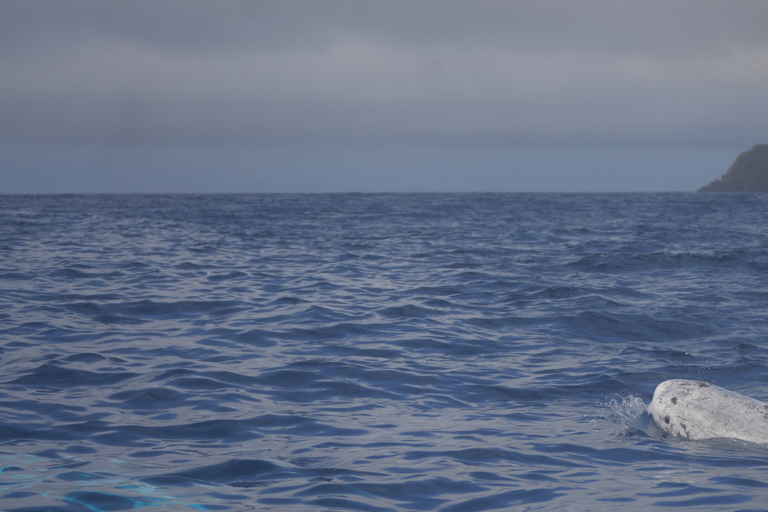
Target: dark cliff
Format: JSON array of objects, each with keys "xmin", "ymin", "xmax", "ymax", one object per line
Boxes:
[{"xmin": 698, "ymin": 145, "xmax": 768, "ymax": 192}]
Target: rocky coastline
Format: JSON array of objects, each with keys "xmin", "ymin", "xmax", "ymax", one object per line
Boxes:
[{"xmin": 698, "ymin": 145, "xmax": 768, "ymax": 192}]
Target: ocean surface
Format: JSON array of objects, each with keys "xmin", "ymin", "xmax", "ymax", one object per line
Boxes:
[{"xmin": 2, "ymin": 192, "xmax": 768, "ymax": 512}]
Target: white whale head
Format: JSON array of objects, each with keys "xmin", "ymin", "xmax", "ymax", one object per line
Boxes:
[{"xmin": 648, "ymin": 379, "xmax": 768, "ymax": 444}]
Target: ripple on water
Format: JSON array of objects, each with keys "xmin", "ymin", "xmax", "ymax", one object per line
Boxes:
[{"xmin": 2, "ymin": 193, "xmax": 768, "ymax": 510}]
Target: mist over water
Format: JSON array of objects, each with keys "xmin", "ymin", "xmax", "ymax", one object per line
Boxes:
[{"xmin": 2, "ymin": 193, "xmax": 768, "ymax": 511}]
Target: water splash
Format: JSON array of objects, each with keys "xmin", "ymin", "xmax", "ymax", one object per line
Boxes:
[{"xmin": 592, "ymin": 393, "xmax": 648, "ymax": 436}]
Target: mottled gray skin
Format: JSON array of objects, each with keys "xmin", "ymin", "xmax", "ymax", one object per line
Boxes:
[{"xmin": 648, "ymin": 379, "xmax": 768, "ymax": 444}]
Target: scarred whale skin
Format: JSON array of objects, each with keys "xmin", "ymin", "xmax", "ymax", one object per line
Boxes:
[{"xmin": 648, "ymin": 379, "xmax": 768, "ymax": 444}]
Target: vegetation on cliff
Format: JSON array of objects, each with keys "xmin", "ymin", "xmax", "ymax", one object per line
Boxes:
[{"xmin": 698, "ymin": 145, "xmax": 768, "ymax": 192}]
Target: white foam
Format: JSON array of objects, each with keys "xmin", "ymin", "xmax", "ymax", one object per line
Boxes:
[{"xmin": 592, "ymin": 393, "xmax": 647, "ymax": 436}]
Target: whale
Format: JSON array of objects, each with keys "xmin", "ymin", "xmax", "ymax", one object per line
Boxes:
[{"xmin": 647, "ymin": 379, "xmax": 768, "ymax": 444}]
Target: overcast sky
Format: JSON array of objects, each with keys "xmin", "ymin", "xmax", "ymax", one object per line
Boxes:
[{"xmin": 2, "ymin": 0, "xmax": 768, "ymax": 193}]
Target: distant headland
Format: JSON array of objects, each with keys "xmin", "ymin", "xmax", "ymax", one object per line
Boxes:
[{"xmin": 698, "ymin": 145, "xmax": 768, "ymax": 192}]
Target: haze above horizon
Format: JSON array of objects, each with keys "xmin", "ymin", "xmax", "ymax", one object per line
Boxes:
[{"xmin": 2, "ymin": 0, "xmax": 768, "ymax": 193}]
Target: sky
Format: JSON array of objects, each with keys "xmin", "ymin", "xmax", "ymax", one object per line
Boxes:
[{"xmin": 2, "ymin": 0, "xmax": 768, "ymax": 193}]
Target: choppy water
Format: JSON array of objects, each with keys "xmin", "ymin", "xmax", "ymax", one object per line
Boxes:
[{"xmin": 2, "ymin": 193, "xmax": 768, "ymax": 511}]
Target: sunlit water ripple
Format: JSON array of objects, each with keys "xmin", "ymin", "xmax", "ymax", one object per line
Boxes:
[{"xmin": 2, "ymin": 193, "xmax": 768, "ymax": 511}]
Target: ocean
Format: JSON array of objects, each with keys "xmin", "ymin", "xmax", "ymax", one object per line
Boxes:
[{"xmin": 2, "ymin": 192, "xmax": 768, "ymax": 511}]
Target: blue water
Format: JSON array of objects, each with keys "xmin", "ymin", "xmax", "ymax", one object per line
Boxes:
[{"xmin": 2, "ymin": 193, "xmax": 768, "ymax": 511}]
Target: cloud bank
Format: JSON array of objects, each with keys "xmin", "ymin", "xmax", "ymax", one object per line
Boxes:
[{"xmin": 3, "ymin": 0, "xmax": 768, "ymax": 148}]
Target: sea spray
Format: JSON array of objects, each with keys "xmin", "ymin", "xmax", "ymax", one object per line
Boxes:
[{"xmin": 592, "ymin": 393, "xmax": 647, "ymax": 436}]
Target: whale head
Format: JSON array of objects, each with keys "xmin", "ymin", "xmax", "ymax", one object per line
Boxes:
[
  {"xmin": 648, "ymin": 379, "xmax": 768, "ymax": 443},
  {"xmin": 647, "ymin": 379, "xmax": 713, "ymax": 439}
]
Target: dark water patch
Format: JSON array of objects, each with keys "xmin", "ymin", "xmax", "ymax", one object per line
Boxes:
[
  {"xmin": 7, "ymin": 363, "xmax": 138, "ymax": 389},
  {"xmin": 533, "ymin": 443, "xmax": 768, "ymax": 469},
  {"xmin": 6, "ymin": 507, "xmax": 78, "ymax": 512},
  {"xmin": 527, "ymin": 285, "xmax": 591, "ymax": 300},
  {"xmin": 64, "ymin": 445, "xmax": 97, "ymax": 454},
  {"xmin": 61, "ymin": 353, "xmax": 108, "ymax": 363},
  {"xmin": 378, "ymin": 304, "xmax": 445, "ymax": 319},
  {"xmin": 710, "ymin": 476, "xmax": 768, "ymax": 488},
  {"xmin": 170, "ymin": 458, "xmax": 286, "ymax": 483},
  {"xmin": 464, "ymin": 384, "xmax": 552, "ymax": 403},
  {"xmin": 404, "ymin": 448, "xmax": 584, "ymax": 468},
  {"xmin": 652, "ymin": 494, "xmax": 751, "ymax": 508},
  {"xmin": 48, "ymin": 268, "xmax": 125, "ymax": 281},
  {"xmin": 297, "ymin": 478, "xmax": 485, "ymax": 510},
  {"xmin": 441, "ymin": 487, "xmax": 568, "ymax": 512},
  {"xmin": 2, "ymin": 491, "xmax": 37, "ymax": 499},
  {"xmin": 562, "ymin": 311, "xmax": 713, "ymax": 343},
  {"xmin": 56, "ymin": 471, "xmax": 105, "ymax": 481},
  {"xmin": 0, "ymin": 399, "xmax": 95, "ymax": 423},
  {"xmin": 0, "ymin": 271, "xmax": 31, "ymax": 280},
  {"xmin": 107, "ymin": 387, "xmax": 190, "ymax": 409},
  {"xmin": 139, "ymin": 475, "xmax": 200, "ymax": 487},
  {"xmin": 299, "ymin": 497, "xmax": 390, "ymax": 511},
  {"xmin": 128, "ymin": 450, "xmax": 178, "ymax": 458},
  {"xmin": 116, "ymin": 299, "xmax": 245, "ymax": 319},
  {"xmin": 65, "ymin": 490, "xmax": 163, "ymax": 511},
  {"xmin": 206, "ymin": 270, "xmax": 248, "ymax": 281},
  {"xmin": 108, "ymin": 418, "xmax": 267, "ymax": 445}
]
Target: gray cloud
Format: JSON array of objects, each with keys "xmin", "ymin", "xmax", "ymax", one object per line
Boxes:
[
  {"xmin": 2, "ymin": 0, "xmax": 768, "ymax": 148},
  {"xmin": 5, "ymin": 1, "xmax": 768, "ymax": 57}
]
